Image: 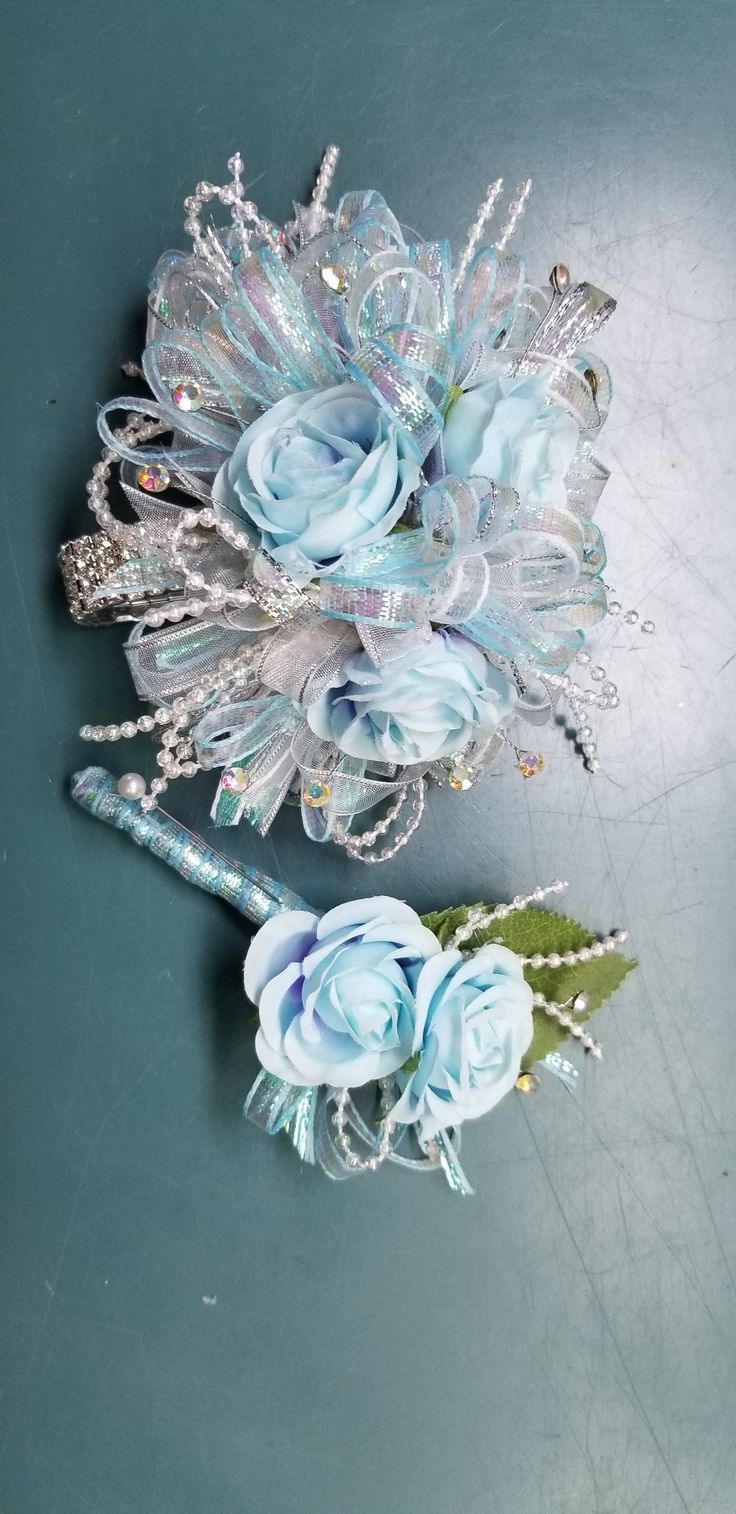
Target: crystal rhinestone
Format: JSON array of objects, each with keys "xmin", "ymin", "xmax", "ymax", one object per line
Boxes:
[
  {"xmin": 517, "ymin": 751, "xmax": 545, "ymax": 779},
  {"xmin": 136, "ymin": 463, "xmax": 170, "ymax": 494},
  {"xmin": 641, "ymin": 619, "xmax": 656, "ymax": 634},
  {"xmin": 448, "ymin": 764, "xmax": 473, "ymax": 791},
  {"xmin": 550, "ymin": 263, "xmax": 570, "ymax": 294},
  {"xmin": 171, "ymin": 379, "xmax": 203, "ymax": 413},
  {"xmin": 221, "ymin": 767, "xmax": 249, "ymax": 793},
  {"xmin": 623, "ymin": 609, "xmax": 639, "ymax": 625},
  {"xmin": 515, "ymin": 1072, "xmax": 540, "ymax": 1094},
  {"xmin": 303, "ymin": 780, "xmax": 331, "ymax": 808},
  {"xmin": 320, "ymin": 263, "xmax": 348, "ymax": 293}
]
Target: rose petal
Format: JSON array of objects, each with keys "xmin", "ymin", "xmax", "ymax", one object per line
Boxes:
[{"xmin": 243, "ymin": 910, "xmax": 320, "ymax": 1005}]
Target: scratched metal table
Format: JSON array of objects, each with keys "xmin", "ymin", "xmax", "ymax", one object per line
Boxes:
[{"xmin": 2, "ymin": 4, "xmax": 734, "ymax": 1511}]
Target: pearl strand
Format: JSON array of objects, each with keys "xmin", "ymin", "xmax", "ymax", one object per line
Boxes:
[
  {"xmin": 182, "ymin": 179, "xmax": 232, "ymax": 280},
  {"xmin": 334, "ymin": 786, "xmax": 408, "ymax": 850},
  {"xmin": 85, "ymin": 429, "xmax": 256, "ymax": 626},
  {"xmin": 334, "ymin": 779, "xmax": 426, "ymax": 864},
  {"xmin": 79, "ymin": 645, "xmax": 255, "ymax": 809},
  {"xmin": 331, "ymin": 1088, "xmax": 396, "ymax": 1172},
  {"xmin": 531, "ymin": 991, "xmax": 603, "ymax": 1058},
  {"xmin": 448, "ymin": 880, "xmax": 569, "ymax": 948},
  {"xmin": 452, "ymin": 177, "xmax": 504, "ymax": 293},
  {"xmin": 496, "ymin": 179, "xmax": 533, "ymax": 252},
  {"xmin": 311, "ymin": 145, "xmax": 340, "ymax": 211},
  {"xmin": 86, "ymin": 417, "xmax": 165, "ymax": 548},
  {"xmin": 607, "ymin": 596, "xmax": 656, "ymax": 635},
  {"xmin": 521, "ymin": 928, "xmax": 627, "ymax": 970}
]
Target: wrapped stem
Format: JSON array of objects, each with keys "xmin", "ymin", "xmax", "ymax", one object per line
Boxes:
[{"xmin": 70, "ymin": 766, "xmax": 309, "ymax": 923}]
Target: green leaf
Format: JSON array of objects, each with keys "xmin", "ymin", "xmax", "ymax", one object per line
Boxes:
[
  {"xmin": 401, "ymin": 1052, "xmax": 421, "ymax": 1074},
  {"xmin": 420, "ymin": 904, "xmax": 636, "ymax": 1069}
]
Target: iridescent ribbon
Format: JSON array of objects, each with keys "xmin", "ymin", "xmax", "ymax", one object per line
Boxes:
[
  {"xmin": 319, "ymin": 474, "xmax": 607, "ymax": 670},
  {"xmin": 99, "ymin": 194, "xmax": 537, "ymax": 473}
]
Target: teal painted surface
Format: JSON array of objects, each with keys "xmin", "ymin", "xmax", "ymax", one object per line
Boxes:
[{"xmin": 2, "ymin": 3, "xmax": 735, "ymax": 1510}]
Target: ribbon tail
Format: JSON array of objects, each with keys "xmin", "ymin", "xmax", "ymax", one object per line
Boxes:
[
  {"xmin": 243, "ymin": 1069, "xmax": 313, "ymax": 1134},
  {"xmin": 284, "ymin": 1087, "xmax": 319, "ymax": 1164},
  {"xmin": 420, "ymin": 1128, "xmax": 475, "ymax": 1196}
]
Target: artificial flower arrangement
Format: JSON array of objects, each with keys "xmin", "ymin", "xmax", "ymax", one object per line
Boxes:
[
  {"xmin": 61, "ymin": 146, "xmax": 653, "ymax": 863},
  {"xmin": 72, "ymin": 766, "xmax": 633, "ymax": 1192},
  {"xmin": 62, "ymin": 147, "xmax": 647, "ymax": 1190}
]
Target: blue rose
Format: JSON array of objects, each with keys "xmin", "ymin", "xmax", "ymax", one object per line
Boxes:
[
  {"xmin": 306, "ymin": 629, "xmax": 516, "ymax": 764},
  {"xmin": 244, "ymin": 897, "xmax": 442, "ymax": 1088},
  {"xmin": 442, "ymin": 374, "xmax": 579, "ymax": 506},
  {"xmin": 213, "ymin": 383, "xmax": 420, "ymax": 578},
  {"xmin": 391, "ymin": 944, "xmax": 534, "ymax": 1138}
]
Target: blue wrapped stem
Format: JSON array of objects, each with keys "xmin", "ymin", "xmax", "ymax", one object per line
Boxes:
[{"xmin": 70, "ymin": 766, "xmax": 308, "ymax": 922}]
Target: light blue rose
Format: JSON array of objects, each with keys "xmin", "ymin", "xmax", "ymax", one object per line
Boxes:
[
  {"xmin": 442, "ymin": 374, "xmax": 579, "ymax": 506},
  {"xmin": 212, "ymin": 383, "xmax": 420, "ymax": 577},
  {"xmin": 244, "ymin": 897, "xmax": 442, "ymax": 1088},
  {"xmin": 391, "ymin": 944, "xmax": 534, "ymax": 1138},
  {"xmin": 306, "ymin": 629, "xmax": 516, "ymax": 765}
]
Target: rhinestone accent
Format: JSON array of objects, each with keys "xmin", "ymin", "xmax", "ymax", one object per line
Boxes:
[
  {"xmin": 550, "ymin": 263, "xmax": 570, "ymax": 294},
  {"xmin": 136, "ymin": 463, "xmax": 170, "ymax": 494},
  {"xmin": 319, "ymin": 263, "xmax": 348, "ymax": 293},
  {"xmin": 303, "ymin": 781, "xmax": 331, "ymax": 808},
  {"xmin": 221, "ymin": 767, "xmax": 249, "ymax": 793},
  {"xmin": 171, "ymin": 379, "xmax": 203, "ymax": 412},
  {"xmin": 448, "ymin": 764, "xmax": 473, "ymax": 791},
  {"xmin": 517, "ymin": 751, "xmax": 545, "ymax": 779}
]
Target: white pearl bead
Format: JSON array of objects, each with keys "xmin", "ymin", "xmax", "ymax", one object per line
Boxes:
[{"xmin": 117, "ymin": 772, "xmax": 146, "ymax": 800}]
